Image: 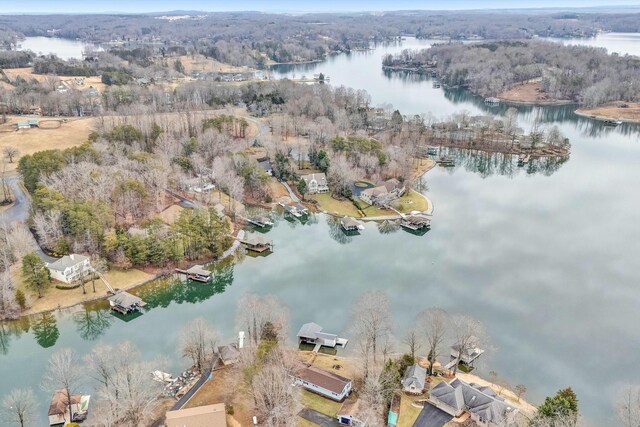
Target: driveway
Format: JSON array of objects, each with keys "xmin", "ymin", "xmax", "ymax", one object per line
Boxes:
[
  {"xmin": 298, "ymin": 408, "xmax": 341, "ymax": 427},
  {"xmin": 1, "ymin": 176, "xmax": 29, "ymax": 224},
  {"xmin": 412, "ymin": 403, "xmax": 453, "ymax": 427}
]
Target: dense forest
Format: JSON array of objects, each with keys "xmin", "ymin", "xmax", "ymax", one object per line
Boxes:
[
  {"xmin": 2, "ymin": 10, "xmax": 640, "ymax": 66},
  {"xmin": 383, "ymin": 41, "xmax": 640, "ymax": 106}
]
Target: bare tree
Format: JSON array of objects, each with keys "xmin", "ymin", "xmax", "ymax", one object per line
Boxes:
[
  {"xmin": 515, "ymin": 384, "xmax": 527, "ymax": 403},
  {"xmin": 417, "ymin": 308, "xmax": 448, "ymax": 374},
  {"xmin": 403, "ymin": 327, "xmax": 421, "ymax": 360},
  {"xmin": 1, "ymin": 388, "xmax": 38, "ymax": 427},
  {"xmin": 3, "ymin": 147, "xmax": 20, "ymax": 163},
  {"xmin": 251, "ymin": 348, "xmax": 301, "ymax": 427},
  {"xmin": 41, "ymin": 348, "xmax": 84, "ymax": 423},
  {"xmin": 86, "ymin": 341, "xmax": 164, "ymax": 427},
  {"xmin": 236, "ymin": 292, "xmax": 289, "ymax": 346},
  {"xmin": 617, "ymin": 385, "xmax": 640, "ymax": 427},
  {"xmin": 348, "ymin": 290, "xmax": 392, "ymax": 379},
  {"xmin": 179, "ymin": 317, "xmax": 218, "ymax": 372},
  {"xmin": 450, "ymin": 313, "xmax": 486, "ymax": 373}
]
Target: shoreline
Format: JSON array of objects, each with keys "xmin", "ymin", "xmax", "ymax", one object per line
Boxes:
[
  {"xmin": 574, "ymin": 109, "xmax": 640, "ymax": 124},
  {"xmin": 498, "ymin": 97, "xmax": 575, "ymax": 106}
]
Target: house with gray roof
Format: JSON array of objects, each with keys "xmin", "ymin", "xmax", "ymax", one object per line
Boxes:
[
  {"xmin": 402, "ymin": 364, "xmax": 427, "ymax": 394},
  {"xmin": 427, "ymin": 378, "xmax": 518, "ymax": 426},
  {"xmin": 293, "ymin": 366, "xmax": 352, "ymax": 402},
  {"xmin": 300, "ymin": 173, "xmax": 329, "ymax": 194},
  {"xmin": 297, "ymin": 322, "xmax": 348, "ymax": 350},
  {"xmin": 46, "ymin": 254, "xmax": 92, "ymax": 284}
]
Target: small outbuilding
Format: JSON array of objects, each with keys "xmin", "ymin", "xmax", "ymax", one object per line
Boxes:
[
  {"xmin": 107, "ymin": 291, "xmax": 146, "ymax": 315},
  {"xmin": 402, "ymin": 364, "xmax": 427, "ymax": 394}
]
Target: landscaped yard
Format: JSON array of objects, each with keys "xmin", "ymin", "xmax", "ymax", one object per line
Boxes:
[
  {"xmin": 302, "ymin": 390, "xmax": 342, "ymax": 417},
  {"xmin": 309, "ymin": 192, "xmax": 362, "ymax": 217},
  {"xmin": 394, "ymin": 190, "xmax": 429, "ymax": 213},
  {"xmin": 352, "ymin": 198, "xmax": 394, "ymax": 217},
  {"xmin": 397, "ymin": 393, "xmax": 425, "ymax": 427}
]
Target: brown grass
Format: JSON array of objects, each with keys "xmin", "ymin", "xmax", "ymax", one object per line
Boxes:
[
  {"xmin": 2, "ymin": 68, "xmax": 107, "ymax": 92},
  {"xmin": 0, "ymin": 115, "xmax": 94, "ymax": 172},
  {"xmin": 184, "ymin": 365, "xmax": 254, "ymax": 426},
  {"xmin": 12, "ymin": 265, "xmax": 150, "ymax": 316},
  {"xmin": 498, "ymin": 81, "xmax": 571, "ymax": 105},
  {"xmin": 575, "ymin": 101, "xmax": 640, "ymax": 123},
  {"xmin": 175, "ymin": 54, "xmax": 257, "ymax": 74}
]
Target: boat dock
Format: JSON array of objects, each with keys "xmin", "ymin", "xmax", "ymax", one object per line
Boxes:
[
  {"xmin": 400, "ymin": 215, "xmax": 431, "ymax": 231},
  {"xmin": 108, "ymin": 291, "xmax": 146, "ymax": 315},
  {"xmin": 246, "ymin": 216, "xmax": 274, "ymax": 228},
  {"xmin": 436, "ymin": 156, "xmax": 455, "ymax": 167},
  {"xmin": 175, "ymin": 264, "xmax": 211, "ymax": 283},
  {"xmin": 340, "ymin": 216, "xmax": 364, "ymax": 232},
  {"xmin": 240, "ymin": 235, "xmax": 274, "ymax": 253}
]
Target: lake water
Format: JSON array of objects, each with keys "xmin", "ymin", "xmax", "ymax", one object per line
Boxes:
[
  {"xmin": 17, "ymin": 36, "xmax": 101, "ymax": 60},
  {"xmin": 2, "ymin": 37, "xmax": 640, "ymax": 426},
  {"xmin": 545, "ymin": 32, "xmax": 640, "ymax": 57}
]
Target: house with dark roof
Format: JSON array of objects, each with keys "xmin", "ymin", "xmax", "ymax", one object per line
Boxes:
[
  {"xmin": 293, "ymin": 366, "xmax": 353, "ymax": 401},
  {"xmin": 402, "ymin": 364, "xmax": 427, "ymax": 394},
  {"xmin": 216, "ymin": 343, "xmax": 240, "ymax": 366},
  {"xmin": 427, "ymin": 378, "xmax": 518, "ymax": 426}
]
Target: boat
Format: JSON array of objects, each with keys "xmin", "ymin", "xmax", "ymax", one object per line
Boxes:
[{"xmin": 603, "ymin": 119, "xmax": 622, "ymax": 126}]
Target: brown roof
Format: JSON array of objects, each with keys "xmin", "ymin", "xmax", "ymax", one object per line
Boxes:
[
  {"xmin": 48, "ymin": 390, "xmax": 81, "ymax": 416},
  {"xmin": 165, "ymin": 403, "xmax": 227, "ymax": 427},
  {"xmin": 296, "ymin": 366, "xmax": 352, "ymax": 394}
]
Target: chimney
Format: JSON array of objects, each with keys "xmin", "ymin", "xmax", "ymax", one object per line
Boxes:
[{"xmin": 238, "ymin": 331, "xmax": 245, "ymax": 349}]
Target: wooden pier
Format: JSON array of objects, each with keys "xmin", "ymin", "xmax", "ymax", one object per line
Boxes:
[{"xmin": 175, "ymin": 265, "xmax": 212, "ymax": 283}]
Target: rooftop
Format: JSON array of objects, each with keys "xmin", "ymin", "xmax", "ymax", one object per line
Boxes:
[
  {"xmin": 47, "ymin": 254, "xmax": 89, "ymax": 272},
  {"xmin": 165, "ymin": 403, "xmax": 227, "ymax": 427},
  {"xmin": 108, "ymin": 291, "xmax": 145, "ymax": 308},
  {"xmin": 296, "ymin": 366, "xmax": 352, "ymax": 395}
]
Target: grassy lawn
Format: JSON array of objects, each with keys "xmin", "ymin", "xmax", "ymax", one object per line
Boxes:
[
  {"xmin": 299, "ymin": 343, "xmax": 337, "ymax": 355},
  {"xmin": 298, "ymin": 418, "xmax": 318, "ymax": 427},
  {"xmin": 397, "ymin": 393, "xmax": 424, "ymax": 427},
  {"xmin": 302, "ymin": 390, "xmax": 342, "ymax": 417},
  {"xmin": 393, "ymin": 190, "xmax": 429, "ymax": 213},
  {"xmin": 309, "ymin": 193, "xmax": 362, "ymax": 217},
  {"xmin": 102, "ymin": 268, "xmax": 153, "ymax": 290},
  {"xmin": 353, "ymin": 198, "xmax": 394, "ymax": 217}
]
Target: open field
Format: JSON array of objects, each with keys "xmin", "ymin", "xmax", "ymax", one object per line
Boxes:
[
  {"xmin": 12, "ymin": 265, "xmax": 151, "ymax": 316},
  {"xmin": 1, "ymin": 67, "xmax": 107, "ymax": 92},
  {"xmin": 498, "ymin": 81, "xmax": 572, "ymax": 105},
  {"xmin": 575, "ymin": 101, "xmax": 640, "ymax": 123},
  {"xmin": 0, "ymin": 116, "xmax": 95, "ymax": 172},
  {"xmin": 175, "ymin": 54, "xmax": 258, "ymax": 74}
]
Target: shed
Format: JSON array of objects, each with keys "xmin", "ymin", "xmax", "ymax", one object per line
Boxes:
[{"xmin": 107, "ymin": 291, "xmax": 146, "ymax": 315}]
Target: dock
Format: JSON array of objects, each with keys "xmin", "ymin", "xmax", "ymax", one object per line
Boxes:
[
  {"xmin": 400, "ymin": 215, "xmax": 431, "ymax": 231},
  {"xmin": 436, "ymin": 156, "xmax": 455, "ymax": 167},
  {"xmin": 240, "ymin": 235, "xmax": 274, "ymax": 253},
  {"xmin": 517, "ymin": 154, "xmax": 530, "ymax": 166},
  {"xmin": 279, "ymin": 202, "xmax": 308, "ymax": 218},
  {"xmin": 247, "ymin": 216, "xmax": 274, "ymax": 228},
  {"xmin": 108, "ymin": 291, "xmax": 146, "ymax": 315},
  {"xmin": 175, "ymin": 264, "xmax": 211, "ymax": 283},
  {"xmin": 340, "ymin": 216, "xmax": 364, "ymax": 232}
]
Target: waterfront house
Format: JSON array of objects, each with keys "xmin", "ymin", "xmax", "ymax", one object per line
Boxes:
[
  {"xmin": 360, "ymin": 178, "xmax": 405, "ymax": 206},
  {"xmin": 300, "ymin": 173, "xmax": 329, "ymax": 194},
  {"xmin": 107, "ymin": 291, "xmax": 146, "ymax": 315},
  {"xmin": 297, "ymin": 322, "xmax": 348, "ymax": 349},
  {"xmin": 165, "ymin": 403, "xmax": 227, "ymax": 427},
  {"xmin": 428, "ymin": 378, "xmax": 518, "ymax": 426},
  {"xmin": 402, "ymin": 364, "xmax": 427, "ymax": 394},
  {"xmin": 46, "ymin": 254, "xmax": 92, "ymax": 284},
  {"xmin": 48, "ymin": 390, "xmax": 91, "ymax": 425},
  {"xmin": 294, "ymin": 366, "xmax": 353, "ymax": 401},
  {"xmin": 216, "ymin": 343, "xmax": 240, "ymax": 366}
]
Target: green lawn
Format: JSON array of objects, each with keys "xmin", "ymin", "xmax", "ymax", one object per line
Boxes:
[
  {"xmin": 397, "ymin": 393, "xmax": 424, "ymax": 427},
  {"xmin": 302, "ymin": 390, "xmax": 342, "ymax": 417},
  {"xmin": 393, "ymin": 190, "xmax": 429, "ymax": 213},
  {"xmin": 309, "ymin": 193, "xmax": 362, "ymax": 217}
]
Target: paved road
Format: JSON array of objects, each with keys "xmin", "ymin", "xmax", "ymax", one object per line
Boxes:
[
  {"xmin": 1, "ymin": 175, "xmax": 57, "ymax": 263},
  {"xmin": 1, "ymin": 176, "xmax": 29, "ymax": 224}
]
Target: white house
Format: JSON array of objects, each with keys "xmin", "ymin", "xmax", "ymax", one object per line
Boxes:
[
  {"xmin": 294, "ymin": 366, "xmax": 352, "ymax": 402},
  {"xmin": 300, "ymin": 173, "xmax": 329, "ymax": 194},
  {"xmin": 46, "ymin": 254, "xmax": 92, "ymax": 284},
  {"xmin": 428, "ymin": 378, "xmax": 518, "ymax": 427}
]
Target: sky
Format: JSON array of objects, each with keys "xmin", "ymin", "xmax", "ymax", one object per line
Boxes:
[{"xmin": 1, "ymin": 0, "xmax": 640, "ymax": 14}]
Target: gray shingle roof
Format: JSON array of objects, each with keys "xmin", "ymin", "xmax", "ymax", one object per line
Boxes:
[
  {"xmin": 47, "ymin": 254, "xmax": 89, "ymax": 272},
  {"xmin": 402, "ymin": 364, "xmax": 427, "ymax": 390},
  {"xmin": 297, "ymin": 322, "xmax": 323, "ymax": 339},
  {"xmin": 108, "ymin": 291, "xmax": 144, "ymax": 308}
]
